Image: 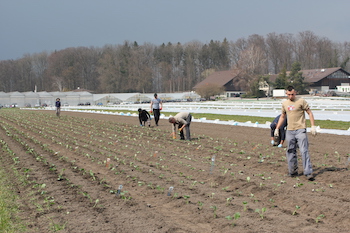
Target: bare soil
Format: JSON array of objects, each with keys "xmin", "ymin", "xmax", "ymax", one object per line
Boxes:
[{"xmin": 0, "ymin": 109, "xmax": 349, "ymax": 233}]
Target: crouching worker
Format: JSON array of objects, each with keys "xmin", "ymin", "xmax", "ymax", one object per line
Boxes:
[
  {"xmin": 270, "ymin": 114, "xmax": 287, "ymax": 147},
  {"xmin": 138, "ymin": 108, "xmax": 151, "ymax": 127},
  {"xmin": 168, "ymin": 112, "xmax": 192, "ymax": 140}
]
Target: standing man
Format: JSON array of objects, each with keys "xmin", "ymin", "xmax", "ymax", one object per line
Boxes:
[
  {"xmin": 55, "ymin": 98, "xmax": 61, "ymax": 117},
  {"xmin": 275, "ymin": 86, "xmax": 317, "ymax": 180},
  {"xmin": 150, "ymin": 93, "xmax": 162, "ymax": 126},
  {"xmin": 138, "ymin": 108, "xmax": 151, "ymax": 127},
  {"xmin": 270, "ymin": 114, "xmax": 287, "ymax": 147},
  {"xmin": 168, "ymin": 112, "xmax": 192, "ymax": 141}
]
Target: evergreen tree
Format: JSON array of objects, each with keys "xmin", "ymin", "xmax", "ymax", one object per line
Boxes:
[
  {"xmin": 288, "ymin": 61, "xmax": 308, "ymax": 94},
  {"xmin": 274, "ymin": 66, "xmax": 288, "ymax": 89}
]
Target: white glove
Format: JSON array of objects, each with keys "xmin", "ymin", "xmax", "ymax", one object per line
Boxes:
[
  {"xmin": 311, "ymin": 126, "xmax": 317, "ymax": 136},
  {"xmin": 271, "ymin": 140, "xmax": 274, "ymax": 145},
  {"xmin": 277, "ymin": 144, "xmax": 282, "ymax": 148},
  {"xmin": 274, "ymin": 129, "xmax": 279, "ymax": 137}
]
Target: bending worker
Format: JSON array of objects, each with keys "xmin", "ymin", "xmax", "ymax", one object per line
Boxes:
[
  {"xmin": 270, "ymin": 114, "xmax": 287, "ymax": 147},
  {"xmin": 138, "ymin": 108, "xmax": 151, "ymax": 127},
  {"xmin": 168, "ymin": 112, "xmax": 192, "ymax": 141}
]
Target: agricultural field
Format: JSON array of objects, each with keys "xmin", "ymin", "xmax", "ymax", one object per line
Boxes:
[{"xmin": 0, "ymin": 109, "xmax": 349, "ymax": 232}]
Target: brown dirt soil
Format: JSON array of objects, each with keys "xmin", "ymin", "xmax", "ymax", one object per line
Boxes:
[{"xmin": 0, "ymin": 109, "xmax": 349, "ymax": 233}]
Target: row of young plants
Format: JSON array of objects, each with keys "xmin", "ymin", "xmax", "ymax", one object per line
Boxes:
[
  {"xmin": 1, "ymin": 109, "xmax": 341, "ymax": 230},
  {"xmin": 0, "ymin": 133, "xmax": 71, "ymax": 232},
  {"xmin": 0, "ymin": 113, "xmax": 149, "ymax": 231},
  {"xmin": 0, "ymin": 110, "xmax": 280, "ymax": 227}
]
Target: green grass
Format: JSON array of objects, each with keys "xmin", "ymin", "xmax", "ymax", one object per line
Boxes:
[
  {"xmin": 75, "ymin": 109, "xmax": 350, "ymax": 130},
  {"xmin": 188, "ymin": 113, "xmax": 349, "ymax": 131}
]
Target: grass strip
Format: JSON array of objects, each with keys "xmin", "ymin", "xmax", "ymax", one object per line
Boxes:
[{"xmin": 71, "ymin": 109, "xmax": 350, "ymax": 130}]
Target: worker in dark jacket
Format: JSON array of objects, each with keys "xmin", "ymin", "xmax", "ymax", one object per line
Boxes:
[
  {"xmin": 55, "ymin": 98, "xmax": 61, "ymax": 117},
  {"xmin": 270, "ymin": 114, "xmax": 287, "ymax": 147},
  {"xmin": 138, "ymin": 108, "xmax": 151, "ymax": 127}
]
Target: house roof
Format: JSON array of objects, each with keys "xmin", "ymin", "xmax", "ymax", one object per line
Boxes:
[
  {"xmin": 193, "ymin": 69, "xmax": 242, "ymax": 89},
  {"xmin": 299, "ymin": 67, "xmax": 348, "ymax": 83},
  {"xmin": 270, "ymin": 67, "xmax": 349, "ymax": 83}
]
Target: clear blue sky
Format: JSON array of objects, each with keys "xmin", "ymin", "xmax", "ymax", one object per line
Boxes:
[{"xmin": 1, "ymin": 0, "xmax": 349, "ymax": 61}]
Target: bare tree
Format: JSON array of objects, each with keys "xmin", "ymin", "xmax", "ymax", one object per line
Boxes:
[
  {"xmin": 266, "ymin": 32, "xmax": 282, "ymax": 74},
  {"xmin": 31, "ymin": 51, "xmax": 49, "ymax": 91},
  {"xmin": 51, "ymin": 76, "xmax": 64, "ymax": 91},
  {"xmin": 295, "ymin": 31, "xmax": 319, "ymax": 69},
  {"xmin": 229, "ymin": 38, "xmax": 247, "ymax": 69}
]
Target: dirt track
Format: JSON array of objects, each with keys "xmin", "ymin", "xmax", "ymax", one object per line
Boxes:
[{"xmin": 1, "ymin": 109, "xmax": 349, "ymax": 232}]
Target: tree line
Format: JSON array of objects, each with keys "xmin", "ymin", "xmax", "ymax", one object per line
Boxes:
[{"xmin": 0, "ymin": 30, "xmax": 349, "ymax": 94}]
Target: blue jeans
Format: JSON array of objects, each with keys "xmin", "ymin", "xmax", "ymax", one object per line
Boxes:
[{"xmin": 286, "ymin": 129, "xmax": 313, "ymax": 175}]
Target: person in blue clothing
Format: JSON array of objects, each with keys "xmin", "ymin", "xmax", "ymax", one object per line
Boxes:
[
  {"xmin": 270, "ymin": 114, "xmax": 287, "ymax": 147},
  {"xmin": 55, "ymin": 98, "xmax": 61, "ymax": 117}
]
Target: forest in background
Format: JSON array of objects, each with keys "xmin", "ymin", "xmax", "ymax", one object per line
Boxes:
[{"xmin": 0, "ymin": 30, "xmax": 349, "ymax": 94}]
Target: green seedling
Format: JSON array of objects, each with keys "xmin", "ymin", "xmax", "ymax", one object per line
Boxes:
[
  {"xmin": 57, "ymin": 168, "xmax": 65, "ymax": 181},
  {"xmin": 210, "ymin": 205, "xmax": 217, "ymax": 218},
  {"xmin": 225, "ymin": 212, "xmax": 241, "ymax": 227},
  {"xmin": 156, "ymin": 185, "xmax": 164, "ymax": 193},
  {"xmin": 292, "ymin": 205, "xmax": 300, "ymax": 215},
  {"xmin": 12, "ymin": 157, "xmax": 20, "ymax": 164},
  {"xmin": 222, "ymin": 168, "xmax": 229, "ymax": 175},
  {"xmin": 89, "ymin": 170, "xmax": 96, "ymax": 181},
  {"xmin": 226, "ymin": 197, "xmax": 232, "ymax": 206},
  {"xmin": 93, "ymin": 199, "xmax": 99, "ymax": 208},
  {"xmin": 136, "ymin": 181, "xmax": 144, "ymax": 186},
  {"xmin": 294, "ymin": 183, "xmax": 304, "ymax": 188},
  {"xmin": 190, "ymin": 181, "xmax": 197, "ymax": 189},
  {"xmin": 222, "ymin": 186, "xmax": 229, "ymax": 191},
  {"xmin": 197, "ymin": 201, "xmax": 203, "ymax": 210},
  {"xmin": 183, "ymin": 195, "xmax": 191, "ymax": 204},
  {"xmin": 243, "ymin": 201, "xmax": 248, "ymax": 211},
  {"xmin": 172, "ymin": 193, "xmax": 178, "ymax": 199},
  {"xmin": 232, "ymin": 212, "xmax": 241, "ymax": 226},
  {"xmin": 315, "ymin": 214, "xmax": 325, "ymax": 223},
  {"xmin": 48, "ymin": 217, "xmax": 67, "ymax": 232},
  {"xmin": 120, "ymin": 191, "xmax": 131, "ymax": 201},
  {"xmin": 255, "ymin": 207, "xmax": 267, "ymax": 219}
]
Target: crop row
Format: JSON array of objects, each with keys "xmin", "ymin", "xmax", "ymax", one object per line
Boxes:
[{"xmin": 1, "ymin": 109, "xmax": 347, "ymax": 231}]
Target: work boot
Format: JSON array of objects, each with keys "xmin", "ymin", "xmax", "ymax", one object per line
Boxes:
[
  {"xmin": 306, "ymin": 174, "xmax": 314, "ymax": 180},
  {"xmin": 287, "ymin": 172, "xmax": 298, "ymax": 177}
]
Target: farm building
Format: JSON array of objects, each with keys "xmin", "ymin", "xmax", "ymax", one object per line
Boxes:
[
  {"xmin": 301, "ymin": 67, "xmax": 350, "ymax": 93},
  {"xmin": 193, "ymin": 67, "xmax": 350, "ymax": 97},
  {"xmin": 193, "ymin": 69, "xmax": 247, "ymax": 98},
  {"xmin": 269, "ymin": 67, "xmax": 350, "ymax": 94}
]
